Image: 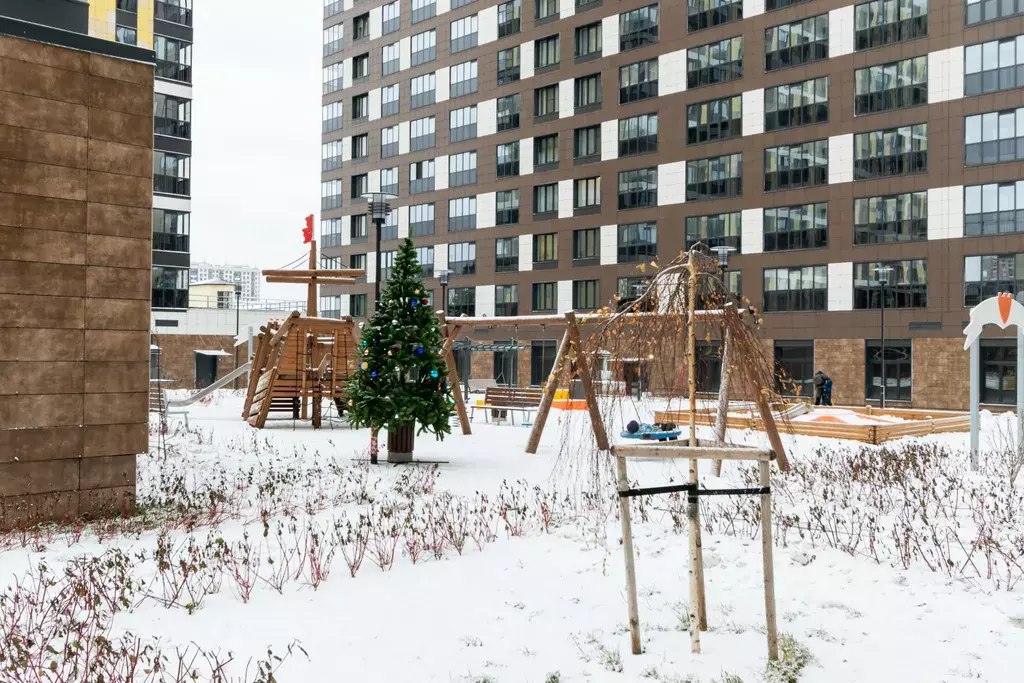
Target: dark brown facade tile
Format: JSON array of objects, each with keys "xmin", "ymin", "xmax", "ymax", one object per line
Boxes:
[
  {"xmin": 0, "ymin": 394, "xmax": 83, "ymax": 430},
  {"xmin": 0, "ymin": 158, "xmax": 87, "ymax": 200},
  {"xmin": 0, "ymin": 259, "xmax": 85, "ymax": 297},
  {"xmin": 87, "ymin": 52, "xmax": 153, "ymax": 86},
  {"xmin": 84, "ymin": 362, "xmax": 149, "ymax": 394},
  {"xmin": 83, "ymin": 392, "xmax": 148, "ymax": 425},
  {"xmin": 86, "ymin": 265, "xmax": 151, "ymax": 300},
  {"xmin": 0, "ymin": 329, "xmax": 84, "ymax": 361},
  {"xmin": 0, "ymin": 124, "xmax": 88, "ymax": 168},
  {"xmin": 0, "ymin": 361, "xmax": 84, "ymax": 396},
  {"xmin": 84, "ymin": 298, "xmax": 150, "ymax": 331},
  {"xmin": 0, "ymin": 426, "xmax": 83, "ymax": 464},
  {"xmin": 86, "ymin": 169, "xmax": 153, "ymax": 208},
  {"xmin": 0, "ymin": 55, "xmax": 89, "ymax": 104},
  {"xmin": 0, "ymin": 293, "xmax": 84, "ymax": 328},
  {"xmin": 87, "ymin": 138, "xmax": 152, "ymax": 177},
  {"xmin": 83, "ymin": 423, "xmax": 147, "ymax": 459},
  {"xmin": 86, "ymin": 233, "xmax": 152, "ymax": 268},
  {"xmin": 85, "ymin": 202, "xmax": 151, "ymax": 239},
  {"xmin": 0, "ymin": 90, "xmax": 89, "ymax": 136},
  {"xmin": 0, "ymin": 226, "xmax": 86, "ymax": 265},
  {"xmin": 0, "ymin": 35, "xmax": 89, "ymax": 73},
  {"xmin": 0, "ymin": 191, "xmax": 86, "ymax": 232},
  {"xmin": 83, "ymin": 330, "xmax": 150, "ymax": 361},
  {"xmin": 87, "ymin": 107, "xmax": 152, "ymax": 148}
]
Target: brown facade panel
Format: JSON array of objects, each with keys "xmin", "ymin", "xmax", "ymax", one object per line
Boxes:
[
  {"xmin": 152, "ymin": 334, "xmax": 240, "ymax": 390},
  {"xmin": 83, "ymin": 423, "xmax": 148, "ymax": 459},
  {"xmin": 814, "ymin": 338, "xmax": 866, "ymax": 407},
  {"xmin": 87, "ymin": 75, "xmax": 155, "ymax": 118},
  {"xmin": 0, "ymin": 54, "xmax": 90, "ymax": 104},
  {"xmin": 0, "ymin": 191, "xmax": 87, "ymax": 232},
  {"xmin": 0, "ymin": 123, "xmax": 89, "ymax": 169},
  {"xmin": 83, "ymin": 392, "xmax": 149, "ymax": 426},
  {"xmin": 0, "ymin": 426, "xmax": 84, "ymax": 465},
  {"xmin": 87, "ymin": 52, "xmax": 153, "ymax": 85},
  {"xmin": 86, "ymin": 265, "xmax": 151, "ymax": 300},
  {"xmin": 0, "ymin": 259, "xmax": 85, "ymax": 296},
  {"xmin": 0, "ymin": 225, "xmax": 87, "ymax": 265},
  {"xmin": 83, "ymin": 330, "xmax": 151, "ymax": 360},
  {"xmin": 0, "ymin": 90, "xmax": 89, "ymax": 136},
  {"xmin": 86, "ymin": 169, "xmax": 154, "ymax": 208},
  {"xmin": 0, "ymin": 328, "xmax": 84, "ymax": 361},
  {"xmin": 0, "ymin": 394, "xmax": 83, "ymax": 430},
  {"xmin": 0, "ymin": 360, "xmax": 84, "ymax": 396},
  {"xmin": 0, "ymin": 459, "xmax": 80, "ymax": 497},
  {"xmin": 0, "ymin": 158, "xmax": 87, "ymax": 200},
  {"xmin": 87, "ymin": 137, "xmax": 153, "ymax": 176},
  {"xmin": 86, "ymin": 201, "xmax": 151, "ymax": 239},
  {"xmin": 0, "ymin": 292, "xmax": 85, "ymax": 328},
  {"xmin": 0, "ymin": 491, "xmax": 80, "ymax": 528},
  {"xmin": 79, "ymin": 485, "xmax": 135, "ymax": 518},
  {"xmin": 0, "ymin": 34, "xmax": 90, "ymax": 72},
  {"xmin": 84, "ymin": 298, "xmax": 151, "ymax": 331},
  {"xmin": 912, "ymin": 337, "xmax": 971, "ymax": 410},
  {"xmin": 79, "ymin": 454, "xmax": 137, "ymax": 490},
  {"xmin": 86, "ymin": 232, "xmax": 152, "ymax": 268},
  {"xmin": 86, "ymin": 107, "xmax": 153, "ymax": 148}
]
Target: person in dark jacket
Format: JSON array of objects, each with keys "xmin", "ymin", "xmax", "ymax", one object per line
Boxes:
[{"xmin": 813, "ymin": 370, "xmax": 831, "ymax": 406}]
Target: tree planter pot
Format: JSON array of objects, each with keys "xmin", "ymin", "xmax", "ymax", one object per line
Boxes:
[{"xmin": 387, "ymin": 422, "xmax": 415, "ymax": 463}]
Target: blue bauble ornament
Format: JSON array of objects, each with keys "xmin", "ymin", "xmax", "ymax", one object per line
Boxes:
[
  {"xmin": 411, "ymin": 299, "xmax": 420, "ymax": 307},
  {"xmin": 430, "ymin": 369, "xmax": 439, "ymax": 378},
  {"xmin": 415, "ymin": 346, "xmax": 424, "ymax": 355},
  {"xmin": 371, "ymin": 371, "xmax": 378, "ymax": 378}
]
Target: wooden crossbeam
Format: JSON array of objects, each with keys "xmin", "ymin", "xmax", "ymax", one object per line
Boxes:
[
  {"xmin": 266, "ymin": 277, "xmax": 357, "ymax": 285},
  {"xmin": 611, "ymin": 444, "xmax": 775, "ymax": 461},
  {"xmin": 261, "ymin": 269, "xmax": 366, "ymax": 278}
]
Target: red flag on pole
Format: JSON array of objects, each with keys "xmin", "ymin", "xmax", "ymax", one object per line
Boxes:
[{"xmin": 302, "ymin": 214, "xmax": 314, "ymax": 244}]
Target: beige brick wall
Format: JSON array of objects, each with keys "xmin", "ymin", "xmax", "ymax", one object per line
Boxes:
[
  {"xmin": 912, "ymin": 337, "xmax": 970, "ymax": 410},
  {"xmin": 0, "ymin": 36, "xmax": 153, "ymax": 526},
  {"xmin": 153, "ymin": 334, "xmax": 245, "ymax": 391},
  {"xmin": 813, "ymin": 339, "xmax": 866, "ymax": 407}
]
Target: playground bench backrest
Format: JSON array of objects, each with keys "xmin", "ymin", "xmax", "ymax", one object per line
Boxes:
[{"xmin": 484, "ymin": 386, "xmax": 544, "ymax": 408}]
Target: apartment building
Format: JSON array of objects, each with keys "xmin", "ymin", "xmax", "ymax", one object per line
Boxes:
[
  {"xmin": 319, "ymin": 0, "xmax": 1024, "ymax": 409},
  {"xmin": 190, "ymin": 263, "xmax": 262, "ymax": 303}
]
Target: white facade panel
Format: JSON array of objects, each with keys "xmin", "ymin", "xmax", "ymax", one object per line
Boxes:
[
  {"xmin": 558, "ymin": 179, "xmax": 573, "ymax": 218},
  {"xmin": 476, "ymin": 284, "xmax": 496, "ymax": 317},
  {"xmin": 657, "ymin": 162, "xmax": 686, "ymax": 207},
  {"xmin": 341, "ymin": 135, "xmax": 352, "ymax": 162},
  {"xmin": 928, "ymin": 47, "xmax": 965, "ymax": 104},
  {"xmin": 341, "ymin": 216, "xmax": 352, "ymax": 246},
  {"xmin": 369, "ymin": 6, "xmax": 382, "ymax": 40},
  {"xmin": 368, "ymin": 170, "xmax": 381, "ymax": 193},
  {"xmin": 559, "ymin": 78, "xmax": 574, "ymax": 119},
  {"xmin": 398, "ymin": 205, "xmax": 410, "ymax": 239},
  {"xmin": 827, "ymin": 262, "xmax": 853, "ymax": 311},
  {"xmin": 828, "ymin": 6, "xmax": 854, "ymax": 58},
  {"xmin": 519, "ymin": 234, "xmax": 533, "ymax": 271},
  {"xmin": 436, "ymin": 66, "xmax": 450, "ymax": 102},
  {"xmin": 342, "ymin": 57, "xmax": 352, "ymax": 89},
  {"xmin": 520, "ymin": 137, "xmax": 534, "ymax": 175},
  {"xmin": 557, "ymin": 280, "xmax": 572, "ymax": 314},
  {"xmin": 477, "ymin": 99, "xmax": 497, "ymax": 136},
  {"xmin": 154, "ymin": 79, "xmax": 192, "ymax": 99},
  {"xmin": 741, "ymin": 208, "xmax": 764, "ymax": 255},
  {"xmin": 602, "ymin": 15, "xmax": 619, "ymax": 57},
  {"xmin": 434, "ymin": 154, "xmax": 449, "ymax": 190},
  {"xmin": 434, "ymin": 243, "xmax": 448, "ymax": 272},
  {"xmin": 478, "ymin": 5, "xmax": 498, "ymax": 45},
  {"xmin": 828, "ymin": 133, "xmax": 853, "ymax": 184},
  {"xmin": 743, "ymin": 0, "xmax": 765, "ymax": 17},
  {"xmin": 399, "ymin": 36, "xmax": 411, "ymax": 71},
  {"xmin": 600, "ymin": 120, "xmax": 618, "ymax": 161},
  {"xmin": 478, "ymin": 191, "xmax": 496, "ymax": 228},
  {"xmin": 437, "ymin": 0, "xmax": 450, "ymax": 12},
  {"xmin": 928, "ymin": 186, "xmax": 965, "ymax": 240},
  {"xmin": 561, "ymin": 2, "xmax": 575, "ymax": 18},
  {"xmin": 398, "ymin": 120, "xmax": 410, "ymax": 154},
  {"xmin": 366, "ymin": 252, "xmax": 377, "ymax": 283},
  {"xmin": 742, "ymin": 88, "xmax": 764, "ymax": 137},
  {"xmin": 368, "ymin": 88, "xmax": 381, "ymax": 121},
  {"xmin": 520, "ymin": 40, "xmax": 535, "ymax": 79},
  {"xmin": 600, "ymin": 225, "xmax": 617, "ymax": 266},
  {"xmin": 340, "ymin": 296, "xmax": 350, "ymax": 317},
  {"xmin": 153, "ymin": 195, "xmax": 191, "ymax": 212},
  {"xmin": 659, "ymin": 50, "xmax": 687, "ymax": 96}
]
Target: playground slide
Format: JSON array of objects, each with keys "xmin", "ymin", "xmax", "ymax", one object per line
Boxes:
[{"xmin": 166, "ymin": 362, "xmax": 252, "ymax": 409}]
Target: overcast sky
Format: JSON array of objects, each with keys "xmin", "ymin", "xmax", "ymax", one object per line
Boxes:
[{"xmin": 192, "ymin": 0, "xmax": 322, "ymax": 299}]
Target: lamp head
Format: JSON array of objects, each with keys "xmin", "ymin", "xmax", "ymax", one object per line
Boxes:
[{"xmin": 362, "ymin": 192, "xmax": 397, "ymax": 222}]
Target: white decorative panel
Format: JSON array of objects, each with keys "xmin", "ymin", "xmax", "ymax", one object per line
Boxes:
[
  {"xmin": 341, "ymin": 216, "xmax": 352, "ymax": 246},
  {"xmin": 561, "ymin": 2, "xmax": 575, "ymax": 19},
  {"xmin": 437, "ymin": 0, "xmax": 450, "ymax": 13},
  {"xmin": 342, "ymin": 58, "xmax": 352, "ymax": 89},
  {"xmin": 477, "ymin": 99, "xmax": 497, "ymax": 136},
  {"xmin": 434, "ymin": 244, "xmax": 448, "ymax": 272},
  {"xmin": 341, "ymin": 135, "xmax": 352, "ymax": 162},
  {"xmin": 478, "ymin": 5, "xmax": 498, "ymax": 45},
  {"xmin": 519, "ymin": 234, "xmax": 533, "ymax": 272},
  {"xmin": 602, "ymin": 15, "xmax": 619, "ymax": 57},
  {"xmin": 928, "ymin": 48, "xmax": 965, "ymax": 104},
  {"xmin": 559, "ymin": 78, "xmax": 574, "ymax": 119},
  {"xmin": 928, "ymin": 186, "xmax": 965, "ymax": 240},
  {"xmin": 827, "ymin": 262, "xmax": 853, "ymax": 311},
  {"xmin": 366, "ymin": 252, "xmax": 378, "ymax": 283},
  {"xmin": 399, "ymin": 36, "xmax": 411, "ymax": 71},
  {"xmin": 659, "ymin": 50, "xmax": 687, "ymax": 96},
  {"xmin": 657, "ymin": 162, "xmax": 685, "ymax": 206},
  {"xmin": 478, "ymin": 191, "xmax": 496, "ymax": 228},
  {"xmin": 343, "ymin": 0, "xmax": 353, "ymax": 10},
  {"xmin": 154, "ymin": 79, "xmax": 192, "ymax": 99},
  {"xmin": 369, "ymin": 5, "xmax": 382, "ymax": 40},
  {"xmin": 368, "ymin": 170, "xmax": 381, "ymax": 193},
  {"xmin": 741, "ymin": 208, "xmax": 764, "ymax": 255},
  {"xmin": 153, "ymin": 195, "xmax": 190, "ymax": 212},
  {"xmin": 558, "ymin": 179, "xmax": 573, "ymax": 218},
  {"xmin": 369, "ymin": 88, "xmax": 381, "ymax": 121},
  {"xmin": 398, "ymin": 120, "xmax": 410, "ymax": 154},
  {"xmin": 476, "ymin": 285, "xmax": 496, "ymax": 317},
  {"xmin": 398, "ymin": 206, "xmax": 410, "ymax": 239},
  {"xmin": 600, "ymin": 225, "xmax": 617, "ymax": 266},
  {"xmin": 828, "ymin": 6, "xmax": 854, "ymax": 58},
  {"xmin": 828, "ymin": 133, "xmax": 853, "ymax": 184},
  {"xmin": 519, "ymin": 137, "xmax": 534, "ymax": 175},
  {"xmin": 600, "ymin": 120, "xmax": 618, "ymax": 161},
  {"xmin": 743, "ymin": 0, "xmax": 765, "ymax": 17},
  {"xmin": 434, "ymin": 154, "xmax": 449, "ymax": 191},
  {"xmin": 557, "ymin": 280, "xmax": 572, "ymax": 314},
  {"xmin": 340, "ymin": 296, "xmax": 350, "ymax": 317},
  {"xmin": 742, "ymin": 88, "xmax": 764, "ymax": 136},
  {"xmin": 436, "ymin": 66, "xmax": 450, "ymax": 102},
  {"xmin": 520, "ymin": 40, "xmax": 535, "ymax": 79}
]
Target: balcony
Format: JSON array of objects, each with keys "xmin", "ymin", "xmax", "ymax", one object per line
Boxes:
[
  {"xmin": 156, "ymin": 61, "xmax": 192, "ymax": 84},
  {"xmin": 152, "ymin": 288, "xmax": 188, "ymax": 309},
  {"xmin": 153, "ymin": 232, "xmax": 189, "ymax": 252},
  {"xmin": 154, "ymin": 174, "xmax": 190, "ymax": 196},
  {"xmin": 155, "ymin": 115, "xmax": 190, "ymax": 139},
  {"xmin": 155, "ymin": 1, "xmax": 193, "ymax": 26}
]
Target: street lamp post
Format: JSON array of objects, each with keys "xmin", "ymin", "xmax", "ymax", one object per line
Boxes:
[
  {"xmin": 875, "ymin": 265, "xmax": 894, "ymax": 409},
  {"xmin": 437, "ymin": 268, "xmax": 451, "ymax": 315},
  {"xmin": 363, "ymin": 192, "xmax": 397, "ymax": 312},
  {"xmin": 234, "ymin": 284, "xmax": 241, "ymax": 389}
]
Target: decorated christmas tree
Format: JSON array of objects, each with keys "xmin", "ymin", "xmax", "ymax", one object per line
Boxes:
[{"xmin": 346, "ymin": 238, "xmax": 454, "ymax": 458}]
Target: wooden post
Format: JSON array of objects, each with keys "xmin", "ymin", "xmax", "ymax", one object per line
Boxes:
[
  {"xmin": 301, "ymin": 330, "xmax": 311, "ymax": 421},
  {"xmin": 567, "ymin": 313, "xmax": 610, "ymax": 451},
  {"xmin": 442, "ymin": 322, "xmax": 472, "ymax": 436},
  {"xmin": 526, "ymin": 326, "xmax": 572, "ymax": 455},
  {"xmin": 713, "ymin": 327, "xmax": 732, "ymax": 476},
  {"xmin": 306, "ymin": 240, "xmax": 318, "ymax": 317},
  {"xmin": 759, "ymin": 459, "xmax": 779, "ymax": 661},
  {"xmin": 615, "ymin": 454, "xmax": 642, "ymax": 655},
  {"xmin": 685, "ymin": 260, "xmax": 708, "ymax": 639},
  {"xmin": 755, "ymin": 392, "xmax": 791, "ymax": 471}
]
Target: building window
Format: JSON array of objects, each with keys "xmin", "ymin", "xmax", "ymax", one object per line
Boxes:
[
  {"xmin": 346, "ymin": 294, "xmax": 365, "ymax": 318},
  {"xmin": 497, "ymin": 142, "xmax": 520, "ymax": 177},
  {"xmin": 497, "ymin": 189, "xmax": 520, "ymax": 225},
  {"xmin": 449, "ymin": 242, "xmax": 477, "ymax": 276},
  {"xmin": 350, "ymin": 214, "xmax": 368, "ymax": 240},
  {"xmin": 536, "ymin": 0, "xmax": 559, "ymax": 19},
  {"xmin": 351, "ymin": 173, "xmax": 368, "ymax": 199},
  {"xmin": 576, "ymin": 22, "xmax": 602, "ymax": 59},
  {"xmin": 534, "ymin": 85, "xmax": 560, "ymax": 119},
  {"xmin": 322, "ymin": 140, "xmax": 343, "ymax": 171},
  {"xmin": 574, "ymin": 125, "xmax": 600, "ymax": 160},
  {"xmin": 620, "ymin": 58, "xmax": 659, "ymax": 104},
  {"xmin": 617, "ymin": 276, "xmax": 651, "ymax": 309},
  {"xmin": 765, "ymin": 15, "xmax": 828, "ymax": 72},
  {"xmin": 965, "ymin": 35, "xmax": 1024, "ymax": 96},
  {"xmin": 964, "ymin": 253, "xmax": 1024, "ymax": 307},
  {"xmin": 856, "ymin": 0, "xmax": 928, "ymax": 50},
  {"xmin": 573, "ymin": 280, "xmax": 600, "ymax": 310},
  {"xmin": 352, "ymin": 93, "xmax": 369, "ymax": 120},
  {"xmin": 574, "ymin": 177, "xmax": 601, "ymax": 210},
  {"xmin": 685, "ymin": 212, "xmax": 741, "ymax": 251},
  {"xmin": 410, "ymin": 203, "xmax": 435, "ymax": 236},
  {"xmin": 352, "ymin": 133, "xmax": 369, "ymax": 160},
  {"xmin": 381, "ymin": 84, "xmax": 399, "ymax": 117},
  {"xmin": 321, "ymin": 179, "xmax": 342, "ymax": 210},
  {"xmin": 532, "ymin": 282, "xmax": 558, "ymax": 312},
  {"xmin": 764, "ymin": 203, "xmax": 828, "ymax": 251},
  {"xmin": 497, "ymin": 94, "xmax": 521, "ymax": 131},
  {"xmin": 855, "ymin": 57, "xmax": 927, "ymax": 116},
  {"xmin": 352, "ymin": 53, "xmax": 370, "ymax": 80},
  {"xmin": 450, "ymin": 105, "xmax": 478, "ymax": 142},
  {"xmin": 535, "ymin": 35, "xmax": 560, "ymax": 69},
  {"xmin": 686, "ymin": 95, "xmax": 740, "ymax": 145},
  {"xmin": 350, "ymin": 253, "xmax": 367, "ymax": 271},
  {"xmin": 535, "ymin": 134, "xmax": 559, "ymax": 167},
  {"xmin": 412, "ymin": 0, "xmax": 437, "ymax": 23},
  {"xmin": 449, "ymin": 196, "xmax": 478, "ymax": 232},
  {"xmin": 534, "ymin": 233, "xmax": 558, "ymax": 266},
  {"xmin": 853, "ymin": 260, "xmax": 928, "ymax": 309},
  {"xmin": 965, "ymin": 0, "xmax": 1015, "ymax": 26},
  {"xmin": 410, "ymin": 159, "xmax": 435, "ymax": 193},
  {"xmin": 153, "ymin": 209, "xmax": 190, "ymax": 252},
  {"xmin": 764, "ymin": 140, "xmax": 828, "ymax": 192},
  {"xmin": 152, "ymin": 266, "xmax": 189, "ymax": 309},
  {"xmin": 866, "ymin": 340, "xmax": 912, "ymax": 402},
  {"xmin": 980, "ymin": 341, "xmax": 1018, "ymax": 405},
  {"xmin": 765, "ymin": 77, "xmax": 828, "ymax": 132},
  {"xmin": 382, "ymin": 0, "xmax": 400, "ymax": 33},
  {"xmin": 411, "ymin": 73, "xmax": 436, "ymax": 109},
  {"xmin": 573, "ymin": 228, "xmax": 600, "ymax": 262},
  {"xmin": 115, "ymin": 25, "xmax": 137, "ymax": 45},
  {"xmin": 383, "ymin": 42, "xmax": 400, "ymax": 76},
  {"xmin": 450, "ymin": 151, "xmax": 477, "ymax": 187},
  {"xmin": 497, "ymin": 46, "xmax": 521, "ymax": 85},
  {"xmin": 688, "ymin": 0, "xmax": 742, "ymax": 33},
  {"xmin": 775, "ymin": 341, "xmax": 814, "ymax": 398},
  {"xmin": 687, "ymin": 37, "xmax": 742, "ymax": 89},
  {"xmin": 855, "ymin": 191, "xmax": 927, "ymax": 244},
  {"xmin": 380, "ymin": 250, "xmax": 398, "ymax": 282},
  {"xmin": 381, "ymin": 167, "xmax": 399, "ymax": 196},
  {"xmin": 575, "ymin": 74, "xmax": 602, "ymax": 109},
  {"xmin": 965, "ymin": 180, "xmax": 1024, "ymax": 237},
  {"xmin": 451, "ymin": 60, "xmax": 479, "ymax": 98},
  {"xmin": 154, "ymin": 93, "xmax": 191, "ymax": 140},
  {"xmin": 854, "ymin": 124, "xmax": 928, "ymax": 179},
  {"xmin": 153, "ymin": 151, "xmax": 190, "ymax": 195},
  {"xmin": 619, "ymin": 113, "xmax": 658, "ymax": 157},
  {"xmin": 411, "ymin": 29, "xmax": 437, "ymax": 66},
  {"xmin": 452, "ymin": 0, "xmax": 475, "ymax": 9},
  {"xmin": 326, "ymin": 0, "xmax": 343, "ymax": 18},
  {"xmin": 695, "ymin": 342, "xmax": 722, "ymax": 393},
  {"xmin": 324, "ymin": 63, "xmax": 343, "ymax": 95},
  {"xmin": 381, "ymin": 126, "xmax": 399, "ymax": 159},
  {"xmin": 499, "ymin": 0, "xmax": 522, "ymax": 37},
  {"xmin": 531, "ymin": 340, "xmax": 558, "ymax": 385},
  {"xmin": 320, "ymin": 295, "xmax": 341, "ymax": 319},
  {"xmin": 451, "ymin": 15, "xmax": 479, "ymax": 53},
  {"xmin": 353, "ymin": 13, "xmax": 370, "ymax": 40},
  {"xmin": 617, "ymin": 168, "xmax": 657, "ymax": 209},
  {"xmin": 323, "ymin": 102, "xmax": 343, "ymax": 133},
  {"xmin": 496, "ymin": 236, "xmax": 519, "ymax": 271},
  {"xmin": 620, "ymin": 4, "xmax": 660, "ymax": 52},
  {"xmin": 154, "ymin": 35, "xmax": 191, "ymax": 83},
  {"xmin": 686, "ymin": 153, "xmax": 741, "ymax": 201},
  {"xmin": 493, "ymin": 341, "xmax": 520, "ymax": 384},
  {"xmin": 762, "ymin": 266, "xmax": 828, "ymax": 312},
  {"xmin": 448, "ymin": 287, "xmax": 476, "ymax": 316},
  {"xmin": 118, "ymin": 0, "xmax": 138, "ymax": 11},
  {"xmin": 618, "ymin": 222, "xmax": 657, "ymax": 263},
  {"xmin": 966, "ymin": 108, "xmax": 1024, "ymax": 167},
  {"xmin": 495, "ymin": 285, "xmax": 520, "ymax": 317},
  {"xmin": 416, "ymin": 246, "xmax": 435, "ymax": 277},
  {"xmin": 410, "ymin": 115, "xmax": 436, "ymax": 151}
]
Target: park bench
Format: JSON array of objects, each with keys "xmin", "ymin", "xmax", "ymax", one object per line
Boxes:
[{"xmin": 469, "ymin": 386, "xmax": 544, "ymax": 425}]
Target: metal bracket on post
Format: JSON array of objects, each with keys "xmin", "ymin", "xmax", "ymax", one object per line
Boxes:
[{"xmin": 970, "ymin": 337, "xmax": 980, "ymax": 470}]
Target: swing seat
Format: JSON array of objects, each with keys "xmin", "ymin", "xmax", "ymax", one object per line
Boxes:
[{"xmin": 620, "ymin": 429, "xmax": 681, "ymax": 442}]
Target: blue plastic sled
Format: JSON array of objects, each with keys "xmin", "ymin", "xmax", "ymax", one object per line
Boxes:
[{"xmin": 620, "ymin": 429, "xmax": 681, "ymax": 442}]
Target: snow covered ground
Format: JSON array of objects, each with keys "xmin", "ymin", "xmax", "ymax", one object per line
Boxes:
[{"xmin": 3, "ymin": 392, "xmax": 1024, "ymax": 682}]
